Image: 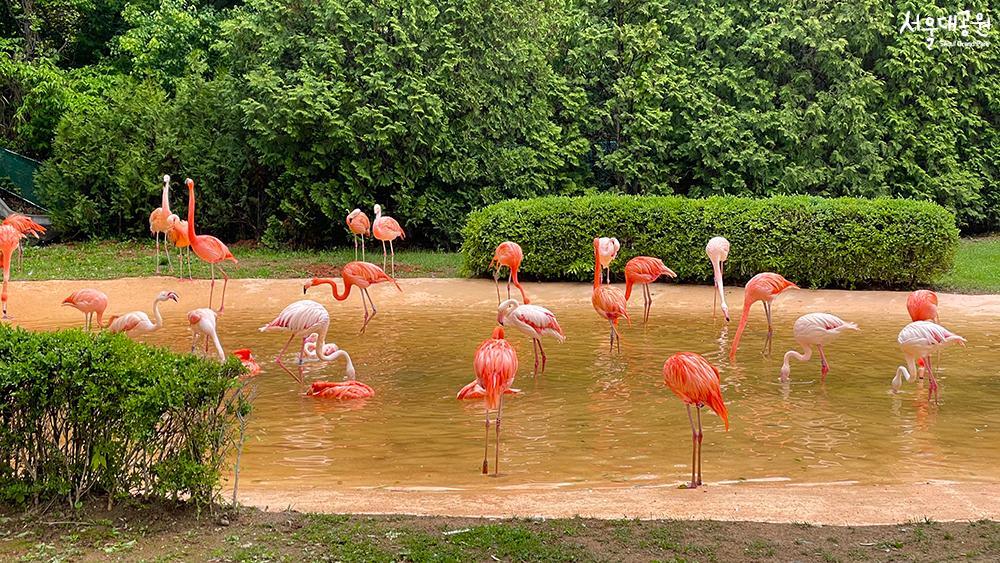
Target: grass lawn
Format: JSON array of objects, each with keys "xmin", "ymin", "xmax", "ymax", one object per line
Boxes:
[
  {"xmin": 933, "ymin": 236, "xmax": 1000, "ymax": 294},
  {"xmin": 19, "ymin": 240, "xmax": 463, "ymax": 280},
  {"xmin": 1, "ymin": 503, "xmax": 998, "ymax": 562}
]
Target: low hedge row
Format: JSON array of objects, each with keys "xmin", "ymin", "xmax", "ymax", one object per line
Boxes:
[
  {"xmin": 461, "ymin": 195, "xmax": 959, "ymax": 288},
  {"xmin": 0, "ymin": 325, "xmax": 250, "ymax": 508}
]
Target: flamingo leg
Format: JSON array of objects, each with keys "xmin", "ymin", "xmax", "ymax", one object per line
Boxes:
[
  {"xmin": 926, "ymin": 354, "xmax": 938, "ymax": 402},
  {"xmin": 537, "ymin": 338, "xmax": 547, "ymax": 373},
  {"xmin": 382, "ymin": 240, "xmax": 387, "ymax": 272},
  {"xmin": 354, "ymin": 235, "xmax": 359, "ymax": 261},
  {"xmin": 482, "ymin": 408, "xmax": 490, "ymax": 475},
  {"xmin": 494, "ymin": 268, "xmax": 502, "ymax": 304},
  {"xmin": 506, "ymin": 270, "xmax": 512, "ymax": 301},
  {"xmin": 762, "ymin": 301, "xmax": 773, "ymax": 356},
  {"xmin": 686, "ymin": 405, "xmax": 697, "ymax": 489},
  {"xmin": 696, "ymin": 407, "xmax": 704, "ymax": 486},
  {"xmin": 361, "ymin": 236, "xmax": 366, "ymax": 261},
  {"xmin": 389, "ymin": 240, "xmax": 395, "ymax": 278},
  {"xmin": 643, "ymin": 284, "xmax": 652, "ymax": 324},
  {"xmin": 495, "ymin": 397, "xmax": 503, "ymax": 476},
  {"xmin": 155, "ymin": 232, "xmax": 161, "ymax": 274},
  {"xmin": 818, "ymin": 345, "xmax": 830, "ymax": 381},
  {"xmin": 216, "ymin": 263, "xmax": 230, "ymax": 313},
  {"xmin": 165, "ymin": 240, "xmax": 173, "ymax": 272},
  {"xmin": 17, "ymin": 245, "xmax": 22, "ymax": 272},
  {"xmin": 359, "ymin": 288, "xmax": 377, "ymax": 334},
  {"xmin": 607, "ymin": 319, "xmax": 615, "ymax": 352},
  {"xmin": 531, "ymin": 338, "xmax": 539, "ymax": 376},
  {"xmin": 275, "ymin": 334, "xmax": 303, "ymax": 384},
  {"xmin": 208, "ymin": 263, "xmax": 216, "ymax": 310}
]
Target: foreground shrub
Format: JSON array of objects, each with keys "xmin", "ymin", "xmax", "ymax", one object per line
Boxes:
[
  {"xmin": 461, "ymin": 195, "xmax": 959, "ymax": 289},
  {"xmin": 0, "ymin": 325, "xmax": 251, "ymax": 508}
]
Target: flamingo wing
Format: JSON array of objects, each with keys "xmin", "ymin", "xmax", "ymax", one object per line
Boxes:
[
  {"xmin": 192, "ymin": 234, "xmax": 236, "ymax": 264},
  {"xmin": 513, "ymin": 305, "xmax": 565, "ymax": 341}
]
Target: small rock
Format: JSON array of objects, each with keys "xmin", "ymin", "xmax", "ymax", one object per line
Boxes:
[{"xmin": 219, "ymin": 518, "xmax": 230, "ymax": 526}]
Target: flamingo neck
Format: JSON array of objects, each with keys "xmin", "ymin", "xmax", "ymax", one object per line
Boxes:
[
  {"xmin": 162, "ymin": 182, "xmax": 171, "ymax": 214},
  {"xmin": 593, "ymin": 242, "xmax": 601, "ymax": 288},
  {"xmin": 210, "ymin": 329, "xmax": 225, "ymax": 362},
  {"xmin": 316, "ymin": 278, "xmax": 351, "ymax": 301},
  {"xmin": 711, "ymin": 258, "xmax": 728, "ymax": 313},
  {"xmin": 329, "ymin": 350, "xmax": 356, "ymax": 379},
  {"xmin": 312, "ymin": 325, "xmax": 345, "ymax": 366},
  {"xmin": 186, "ymin": 186, "xmax": 197, "ymax": 241},
  {"xmin": 152, "ymin": 298, "xmax": 164, "ymax": 330}
]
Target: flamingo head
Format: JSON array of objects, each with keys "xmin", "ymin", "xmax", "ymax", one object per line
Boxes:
[
  {"xmin": 233, "ymin": 348, "xmax": 253, "ymax": 361},
  {"xmin": 779, "ymin": 363, "xmax": 790, "ymax": 383},
  {"xmin": 373, "ymin": 204, "xmax": 382, "ymax": 215},
  {"xmin": 157, "ymin": 291, "xmax": 179, "ymax": 303},
  {"xmin": 304, "ymin": 332, "xmax": 319, "ymax": 344},
  {"xmin": 491, "ymin": 326, "xmax": 505, "ymax": 340},
  {"xmin": 348, "ymin": 209, "xmax": 361, "ymax": 220},
  {"xmin": 163, "ymin": 174, "xmax": 170, "ymax": 185},
  {"xmin": 185, "ymin": 178, "xmax": 194, "ymax": 190},
  {"xmin": 303, "ymin": 278, "xmax": 321, "ymax": 294},
  {"xmin": 61, "ymin": 295, "xmax": 74, "ymax": 305},
  {"xmin": 722, "ymin": 303, "xmax": 730, "ymax": 322},
  {"xmin": 497, "ymin": 299, "xmax": 518, "ymax": 325}
]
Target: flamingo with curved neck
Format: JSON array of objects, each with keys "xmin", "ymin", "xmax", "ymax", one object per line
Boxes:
[
  {"xmin": 706, "ymin": 237, "xmax": 730, "ymax": 322},
  {"xmin": 304, "ymin": 261, "xmax": 401, "ymax": 334},
  {"xmin": 106, "ymin": 291, "xmax": 179, "ymax": 337}
]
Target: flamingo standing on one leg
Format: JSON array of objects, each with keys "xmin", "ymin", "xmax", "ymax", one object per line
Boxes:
[
  {"xmin": 907, "ymin": 290, "xmax": 939, "ymax": 322},
  {"xmin": 106, "ymin": 291, "xmax": 179, "ymax": 337},
  {"xmin": 489, "ymin": 241, "xmax": 529, "ymax": 304},
  {"xmin": 624, "ymin": 256, "xmax": 676, "ymax": 324},
  {"xmin": 892, "ymin": 321, "xmax": 966, "ymax": 402},
  {"xmin": 149, "ymin": 175, "xmax": 177, "ymax": 274},
  {"xmin": 187, "ymin": 307, "xmax": 225, "ymax": 361},
  {"xmin": 591, "ymin": 238, "xmax": 629, "ymax": 352},
  {"xmin": 304, "ymin": 262, "xmax": 402, "ymax": 334},
  {"xmin": 372, "ymin": 204, "xmax": 405, "ymax": 277},
  {"xmin": 232, "ymin": 349, "xmax": 261, "ymax": 377},
  {"xmin": 346, "ymin": 209, "xmax": 371, "ymax": 261},
  {"xmin": 662, "ymin": 352, "xmax": 729, "ymax": 489},
  {"xmin": 497, "ymin": 299, "xmax": 565, "ymax": 375},
  {"xmin": 258, "ymin": 300, "xmax": 370, "ymax": 398},
  {"xmin": 168, "ymin": 219, "xmax": 194, "ymax": 280},
  {"xmin": 2, "ymin": 213, "xmax": 46, "ymax": 271},
  {"xmin": 62, "ymin": 288, "xmax": 109, "ymax": 331},
  {"xmin": 460, "ymin": 326, "xmax": 518, "ymax": 475},
  {"xmin": 0, "ymin": 224, "xmax": 24, "ymax": 319},
  {"xmin": 706, "ymin": 237, "xmax": 730, "ymax": 322},
  {"xmin": 597, "ymin": 237, "xmax": 620, "ymax": 284},
  {"xmin": 185, "ymin": 178, "xmax": 237, "ymax": 312},
  {"xmin": 780, "ymin": 313, "xmax": 859, "ymax": 382},
  {"xmin": 729, "ymin": 272, "xmax": 798, "ymax": 360}
]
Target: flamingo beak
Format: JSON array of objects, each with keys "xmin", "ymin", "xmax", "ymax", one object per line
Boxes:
[
  {"xmin": 302, "ymin": 284, "xmax": 309, "ymax": 295},
  {"xmin": 168, "ymin": 292, "xmax": 179, "ymax": 302},
  {"xmin": 497, "ymin": 312, "xmax": 505, "ymax": 325}
]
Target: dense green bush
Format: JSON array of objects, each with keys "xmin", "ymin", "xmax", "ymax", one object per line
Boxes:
[
  {"xmin": 0, "ymin": 325, "xmax": 250, "ymax": 508},
  {"xmin": 461, "ymin": 195, "xmax": 959, "ymax": 289}
]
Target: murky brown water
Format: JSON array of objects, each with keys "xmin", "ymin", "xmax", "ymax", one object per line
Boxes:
[{"xmin": 11, "ymin": 278, "xmax": 1000, "ymax": 493}]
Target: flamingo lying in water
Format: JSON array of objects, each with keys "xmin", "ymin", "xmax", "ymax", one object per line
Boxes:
[
  {"xmin": 304, "ymin": 261, "xmax": 401, "ymax": 334},
  {"xmin": 106, "ymin": 291, "xmax": 179, "ymax": 337},
  {"xmin": 892, "ymin": 321, "xmax": 966, "ymax": 401},
  {"xmin": 489, "ymin": 241, "xmax": 529, "ymax": 304},
  {"xmin": 662, "ymin": 352, "xmax": 729, "ymax": 489},
  {"xmin": 497, "ymin": 298, "xmax": 564, "ymax": 375},
  {"xmin": 729, "ymin": 272, "xmax": 797, "ymax": 359},
  {"xmin": 233, "ymin": 348, "xmax": 261, "ymax": 377},
  {"xmin": 706, "ymin": 237, "xmax": 730, "ymax": 322},
  {"xmin": 780, "ymin": 313, "xmax": 859, "ymax": 382},
  {"xmin": 463, "ymin": 326, "xmax": 518, "ymax": 475},
  {"xmin": 62, "ymin": 288, "xmax": 109, "ymax": 331},
  {"xmin": 624, "ymin": 256, "xmax": 676, "ymax": 324}
]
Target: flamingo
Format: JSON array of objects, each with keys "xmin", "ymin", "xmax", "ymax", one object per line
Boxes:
[
  {"xmin": 304, "ymin": 262, "xmax": 402, "ymax": 334},
  {"xmin": 489, "ymin": 242, "xmax": 529, "ymax": 304},
  {"xmin": 706, "ymin": 237, "xmax": 730, "ymax": 322},
  {"xmin": 624, "ymin": 256, "xmax": 676, "ymax": 324},
  {"xmin": 729, "ymin": 272, "xmax": 798, "ymax": 360},
  {"xmin": 187, "ymin": 307, "xmax": 225, "ymax": 361},
  {"xmin": 462, "ymin": 326, "xmax": 518, "ymax": 475},
  {"xmin": 185, "ymin": 178, "xmax": 237, "ymax": 312},
  {"xmin": 597, "ymin": 237, "xmax": 620, "ymax": 284},
  {"xmin": 497, "ymin": 299, "xmax": 564, "ymax": 375},
  {"xmin": 2, "ymin": 213, "xmax": 46, "ymax": 270},
  {"xmin": 0, "ymin": 224, "xmax": 24, "ymax": 319},
  {"xmin": 892, "ymin": 321, "xmax": 966, "ymax": 401},
  {"xmin": 780, "ymin": 313, "xmax": 859, "ymax": 382},
  {"xmin": 167, "ymin": 219, "xmax": 193, "ymax": 280},
  {"xmin": 62, "ymin": 288, "xmax": 109, "ymax": 331},
  {"xmin": 662, "ymin": 352, "xmax": 729, "ymax": 489},
  {"xmin": 457, "ymin": 382, "xmax": 520, "ymax": 400},
  {"xmin": 149, "ymin": 175, "xmax": 177, "ymax": 274},
  {"xmin": 303, "ymin": 332, "xmax": 338, "ymax": 361},
  {"xmin": 258, "ymin": 300, "xmax": 361, "ymax": 389},
  {"xmin": 232, "ymin": 349, "xmax": 261, "ymax": 377},
  {"xmin": 106, "ymin": 291, "xmax": 178, "ymax": 337},
  {"xmin": 591, "ymin": 238, "xmax": 629, "ymax": 352},
  {"xmin": 372, "ymin": 204, "xmax": 405, "ymax": 277},
  {"xmin": 907, "ymin": 290, "xmax": 939, "ymax": 322},
  {"xmin": 346, "ymin": 209, "xmax": 371, "ymax": 261}
]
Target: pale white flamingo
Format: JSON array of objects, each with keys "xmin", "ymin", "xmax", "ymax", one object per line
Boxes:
[
  {"xmin": 780, "ymin": 313, "xmax": 859, "ymax": 382},
  {"xmin": 258, "ymin": 299, "xmax": 356, "ymax": 384},
  {"xmin": 106, "ymin": 291, "xmax": 178, "ymax": 337},
  {"xmin": 597, "ymin": 237, "xmax": 620, "ymax": 284},
  {"xmin": 892, "ymin": 321, "xmax": 966, "ymax": 401},
  {"xmin": 497, "ymin": 299, "xmax": 565, "ymax": 375},
  {"xmin": 149, "ymin": 175, "xmax": 177, "ymax": 274},
  {"xmin": 187, "ymin": 307, "xmax": 225, "ymax": 361},
  {"xmin": 705, "ymin": 237, "xmax": 730, "ymax": 322}
]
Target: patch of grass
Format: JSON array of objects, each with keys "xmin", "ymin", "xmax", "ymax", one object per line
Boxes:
[
  {"xmin": 449, "ymin": 524, "xmax": 589, "ymax": 561},
  {"xmin": 20, "ymin": 240, "xmax": 462, "ymax": 281},
  {"xmin": 744, "ymin": 538, "xmax": 777, "ymax": 559},
  {"xmin": 934, "ymin": 236, "xmax": 1000, "ymax": 293}
]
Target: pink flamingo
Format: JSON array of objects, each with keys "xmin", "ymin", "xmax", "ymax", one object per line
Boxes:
[
  {"xmin": 62, "ymin": 288, "xmax": 109, "ymax": 331},
  {"xmin": 457, "ymin": 383, "xmax": 520, "ymax": 400},
  {"xmin": 780, "ymin": 313, "xmax": 859, "ymax": 382},
  {"xmin": 591, "ymin": 238, "xmax": 629, "ymax": 352},
  {"xmin": 304, "ymin": 262, "xmax": 402, "ymax": 333},
  {"xmin": 706, "ymin": 237, "xmax": 730, "ymax": 322},
  {"xmin": 2, "ymin": 213, "xmax": 46, "ymax": 270},
  {"xmin": 0, "ymin": 224, "xmax": 24, "ymax": 319},
  {"xmin": 232, "ymin": 349, "xmax": 261, "ymax": 377},
  {"xmin": 185, "ymin": 178, "xmax": 237, "ymax": 312},
  {"xmin": 624, "ymin": 256, "xmax": 676, "ymax": 324},
  {"xmin": 892, "ymin": 321, "xmax": 966, "ymax": 401},
  {"xmin": 187, "ymin": 307, "xmax": 225, "ymax": 361},
  {"xmin": 346, "ymin": 209, "xmax": 371, "ymax": 261},
  {"xmin": 168, "ymin": 219, "xmax": 193, "ymax": 280},
  {"xmin": 149, "ymin": 175, "xmax": 178, "ymax": 274},
  {"xmin": 597, "ymin": 237, "xmax": 620, "ymax": 284},
  {"xmin": 303, "ymin": 332, "xmax": 338, "ymax": 361},
  {"xmin": 372, "ymin": 204, "xmax": 405, "ymax": 277},
  {"xmin": 489, "ymin": 241, "xmax": 529, "ymax": 304},
  {"xmin": 258, "ymin": 300, "xmax": 364, "ymax": 393},
  {"xmin": 907, "ymin": 290, "xmax": 939, "ymax": 322},
  {"xmin": 106, "ymin": 291, "xmax": 178, "ymax": 337},
  {"xmin": 662, "ymin": 352, "xmax": 729, "ymax": 489},
  {"xmin": 461, "ymin": 326, "xmax": 518, "ymax": 475},
  {"xmin": 729, "ymin": 272, "xmax": 798, "ymax": 360},
  {"xmin": 497, "ymin": 298, "xmax": 564, "ymax": 375}
]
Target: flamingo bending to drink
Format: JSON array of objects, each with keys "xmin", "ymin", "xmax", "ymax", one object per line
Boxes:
[
  {"xmin": 185, "ymin": 179, "xmax": 237, "ymax": 312},
  {"xmin": 706, "ymin": 237, "xmax": 730, "ymax": 322},
  {"xmin": 892, "ymin": 321, "xmax": 966, "ymax": 401},
  {"xmin": 591, "ymin": 238, "xmax": 629, "ymax": 352},
  {"xmin": 187, "ymin": 307, "xmax": 225, "ymax": 361},
  {"xmin": 497, "ymin": 299, "xmax": 564, "ymax": 375},
  {"xmin": 662, "ymin": 352, "xmax": 729, "ymax": 489},
  {"xmin": 62, "ymin": 288, "xmax": 109, "ymax": 331},
  {"xmin": 729, "ymin": 272, "xmax": 798, "ymax": 359},
  {"xmin": 489, "ymin": 241, "xmax": 529, "ymax": 304},
  {"xmin": 304, "ymin": 262, "xmax": 401, "ymax": 334},
  {"xmin": 346, "ymin": 209, "xmax": 371, "ymax": 261},
  {"xmin": 624, "ymin": 256, "xmax": 676, "ymax": 324},
  {"xmin": 2, "ymin": 213, "xmax": 45, "ymax": 270},
  {"xmin": 372, "ymin": 204, "xmax": 405, "ymax": 276},
  {"xmin": 780, "ymin": 313, "xmax": 859, "ymax": 382},
  {"xmin": 106, "ymin": 291, "xmax": 178, "ymax": 337}
]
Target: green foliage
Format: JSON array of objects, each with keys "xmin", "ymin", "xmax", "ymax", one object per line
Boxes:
[
  {"xmin": 461, "ymin": 195, "xmax": 960, "ymax": 289},
  {"xmin": 116, "ymin": 0, "xmax": 219, "ymax": 85},
  {"xmin": 0, "ymin": 324, "xmax": 250, "ymax": 507}
]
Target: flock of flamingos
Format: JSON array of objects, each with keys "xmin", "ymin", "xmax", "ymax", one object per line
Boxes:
[{"xmin": 0, "ymin": 176, "xmax": 969, "ymax": 484}]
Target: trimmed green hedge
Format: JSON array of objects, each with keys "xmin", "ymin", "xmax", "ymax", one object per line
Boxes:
[
  {"xmin": 461, "ymin": 195, "xmax": 959, "ymax": 289},
  {"xmin": 0, "ymin": 325, "xmax": 251, "ymax": 508}
]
